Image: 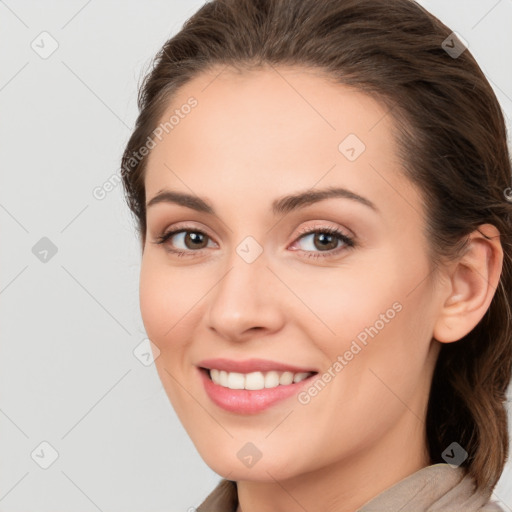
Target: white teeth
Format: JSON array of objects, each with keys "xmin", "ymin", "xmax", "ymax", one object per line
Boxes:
[
  {"xmin": 208, "ymin": 369, "xmax": 314, "ymax": 390},
  {"xmin": 219, "ymin": 370, "xmax": 229, "ymax": 387},
  {"xmin": 279, "ymin": 371, "xmax": 294, "ymax": 385},
  {"xmin": 264, "ymin": 371, "xmax": 280, "ymax": 388},
  {"xmin": 293, "ymin": 372, "xmax": 311, "ymax": 383},
  {"xmin": 227, "ymin": 372, "xmax": 245, "ymax": 389},
  {"xmin": 245, "ymin": 371, "xmax": 265, "ymax": 390}
]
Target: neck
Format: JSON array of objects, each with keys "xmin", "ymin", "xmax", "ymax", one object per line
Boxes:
[{"xmin": 235, "ymin": 412, "xmax": 431, "ymax": 512}]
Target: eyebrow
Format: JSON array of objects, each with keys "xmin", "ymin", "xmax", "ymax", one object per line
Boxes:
[{"xmin": 146, "ymin": 186, "xmax": 378, "ymax": 215}]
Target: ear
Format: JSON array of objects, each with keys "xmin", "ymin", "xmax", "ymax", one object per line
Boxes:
[{"xmin": 433, "ymin": 224, "xmax": 503, "ymax": 344}]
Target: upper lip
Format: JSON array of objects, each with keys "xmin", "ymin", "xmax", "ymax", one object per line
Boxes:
[{"xmin": 197, "ymin": 358, "xmax": 318, "ymax": 374}]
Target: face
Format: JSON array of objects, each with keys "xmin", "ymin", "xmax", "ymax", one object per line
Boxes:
[{"xmin": 139, "ymin": 65, "xmax": 442, "ymax": 482}]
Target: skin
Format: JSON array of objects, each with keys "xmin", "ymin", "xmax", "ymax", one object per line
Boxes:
[{"xmin": 139, "ymin": 65, "xmax": 503, "ymax": 512}]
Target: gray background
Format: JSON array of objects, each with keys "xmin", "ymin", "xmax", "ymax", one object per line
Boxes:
[{"xmin": 0, "ymin": 1, "xmax": 511, "ymax": 511}]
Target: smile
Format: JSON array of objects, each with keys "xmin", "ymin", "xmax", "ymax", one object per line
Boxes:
[
  {"xmin": 196, "ymin": 358, "xmax": 319, "ymax": 414},
  {"xmin": 208, "ymin": 369, "xmax": 314, "ymax": 390}
]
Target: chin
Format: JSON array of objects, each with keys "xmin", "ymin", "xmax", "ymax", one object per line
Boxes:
[{"xmin": 194, "ymin": 440, "xmax": 308, "ymax": 482}]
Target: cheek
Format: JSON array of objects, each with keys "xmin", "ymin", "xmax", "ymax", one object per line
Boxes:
[
  {"xmin": 139, "ymin": 258, "xmax": 200, "ymax": 410},
  {"xmin": 293, "ymin": 248, "xmax": 434, "ymax": 377},
  {"xmin": 139, "ymin": 261, "xmax": 168, "ymax": 343},
  {"xmin": 285, "ymin": 261, "xmax": 399, "ymax": 347},
  {"xmin": 139, "ymin": 256, "xmax": 200, "ymax": 349}
]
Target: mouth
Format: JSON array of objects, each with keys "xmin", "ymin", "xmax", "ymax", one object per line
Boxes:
[
  {"xmin": 196, "ymin": 359, "xmax": 319, "ymax": 414},
  {"xmin": 200, "ymin": 367, "xmax": 316, "ymax": 390}
]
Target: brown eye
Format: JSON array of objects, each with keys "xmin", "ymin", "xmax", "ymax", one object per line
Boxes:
[
  {"xmin": 294, "ymin": 227, "xmax": 354, "ymax": 256},
  {"xmin": 181, "ymin": 231, "xmax": 209, "ymax": 250},
  {"xmin": 153, "ymin": 228, "xmax": 215, "ymax": 253},
  {"xmin": 311, "ymin": 232, "xmax": 339, "ymax": 251}
]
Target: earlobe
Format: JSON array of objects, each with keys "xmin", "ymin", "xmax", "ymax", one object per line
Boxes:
[{"xmin": 433, "ymin": 224, "xmax": 503, "ymax": 344}]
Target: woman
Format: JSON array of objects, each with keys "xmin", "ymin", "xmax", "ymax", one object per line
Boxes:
[{"xmin": 120, "ymin": 0, "xmax": 512, "ymax": 510}]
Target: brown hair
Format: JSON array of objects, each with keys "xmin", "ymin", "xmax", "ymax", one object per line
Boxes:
[{"xmin": 120, "ymin": 0, "xmax": 512, "ymax": 493}]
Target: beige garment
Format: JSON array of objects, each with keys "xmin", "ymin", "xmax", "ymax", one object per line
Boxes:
[{"xmin": 196, "ymin": 463, "xmax": 505, "ymax": 512}]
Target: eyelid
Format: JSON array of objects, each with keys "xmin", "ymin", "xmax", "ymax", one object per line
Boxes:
[
  {"xmin": 153, "ymin": 221, "xmax": 216, "ymax": 242},
  {"xmin": 293, "ymin": 222, "xmax": 353, "ymax": 240},
  {"xmin": 152, "ymin": 221, "xmax": 355, "ymax": 258},
  {"xmin": 289, "ymin": 224, "xmax": 355, "ymax": 254},
  {"xmin": 154, "ymin": 220, "xmax": 352, "ymax": 241}
]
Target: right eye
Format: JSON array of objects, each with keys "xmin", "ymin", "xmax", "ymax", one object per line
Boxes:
[{"xmin": 152, "ymin": 227, "xmax": 217, "ymax": 256}]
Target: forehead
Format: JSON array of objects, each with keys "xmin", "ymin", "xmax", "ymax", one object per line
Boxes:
[{"xmin": 144, "ymin": 64, "xmax": 421, "ymax": 223}]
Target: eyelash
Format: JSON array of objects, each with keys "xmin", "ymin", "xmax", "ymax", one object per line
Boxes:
[{"xmin": 151, "ymin": 225, "xmax": 355, "ymax": 260}]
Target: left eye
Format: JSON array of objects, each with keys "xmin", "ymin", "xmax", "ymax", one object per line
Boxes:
[
  {"xmin": 291, "ymin": 227, "xmax": 355, "ymax": 257},
  {"xmin": 295, "ymin": 230, "xmax": 346, "ymax": 252}
]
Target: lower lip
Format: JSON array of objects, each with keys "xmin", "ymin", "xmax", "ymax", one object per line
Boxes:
[{"xmin": 198, "ymin": 368, "xmax": 316, "ymax": 414}]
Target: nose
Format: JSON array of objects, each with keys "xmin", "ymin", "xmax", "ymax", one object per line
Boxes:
[{"xmin": 206, "ymin": 252, "xmax": 286, "ymax": 342}]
